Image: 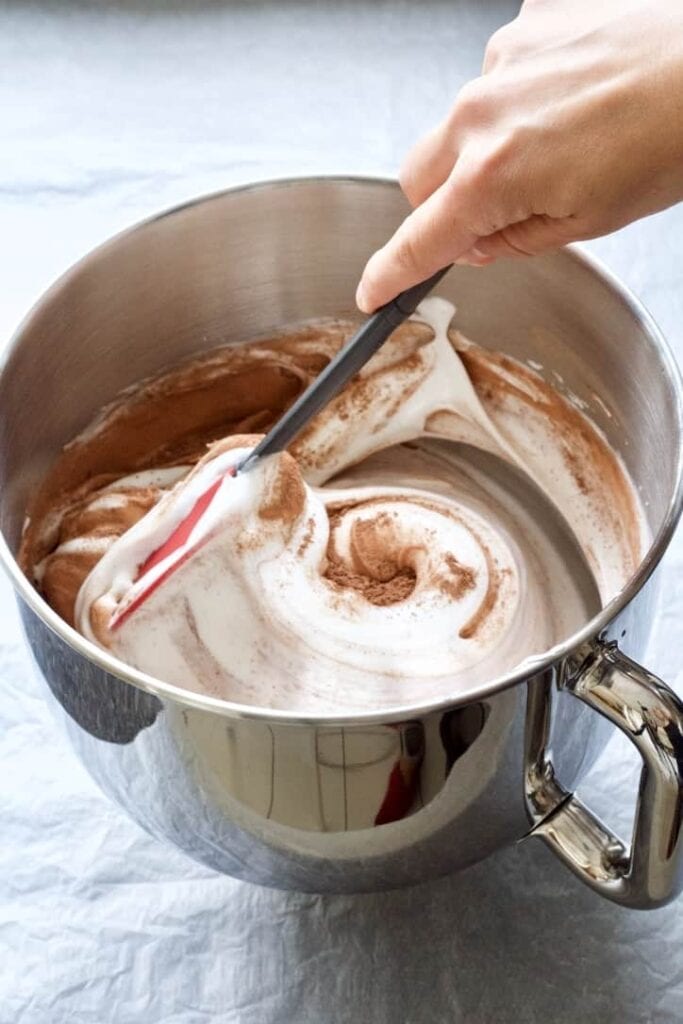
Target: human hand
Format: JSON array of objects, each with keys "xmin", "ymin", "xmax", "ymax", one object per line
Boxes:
[{"xmin": 356, "ymin": 0, "xmax": 683, "ymax": 312}]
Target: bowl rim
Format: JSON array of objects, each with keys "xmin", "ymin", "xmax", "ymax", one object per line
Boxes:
[{"xmin": 1, "ymin": 173, "xmax": 682, "ymax": 726}]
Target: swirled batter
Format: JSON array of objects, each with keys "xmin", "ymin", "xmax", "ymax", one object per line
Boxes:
[{"xmin": 20, "ymin": 299, "xmax": 647, "ymax": 711}]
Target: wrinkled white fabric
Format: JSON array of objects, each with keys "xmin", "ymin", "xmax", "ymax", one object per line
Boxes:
[{"xmin": 1, "ymin": 2, "xmax": 682, "ymax": 1022}]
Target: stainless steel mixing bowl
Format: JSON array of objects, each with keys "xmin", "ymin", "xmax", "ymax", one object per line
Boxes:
[{"xmin": 1, "ymin": 177, "xmax": 682, "ymax": 907}]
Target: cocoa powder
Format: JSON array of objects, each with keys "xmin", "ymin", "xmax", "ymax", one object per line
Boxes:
[
  {"xmin": 324, "ymin": 558, "xmax": 417, "ymax": 606},
  {"xmin": 439, "ymin": 553, "xmax": 477, "ymax": 601}
]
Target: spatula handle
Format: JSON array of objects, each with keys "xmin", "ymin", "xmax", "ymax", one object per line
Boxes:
[{"xmin": 237, "ymin": 265, "xmax": 451, "ymax": 473}]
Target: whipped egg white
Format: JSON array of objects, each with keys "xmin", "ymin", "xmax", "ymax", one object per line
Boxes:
[{"xmin": 23, "ymin": 299, "xmax": 647, "ymax": 711}]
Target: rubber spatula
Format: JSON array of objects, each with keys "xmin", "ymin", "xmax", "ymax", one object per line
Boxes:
[{"xmin": 111, "ymin": 266, "xmax": 452, "ymax": 624}]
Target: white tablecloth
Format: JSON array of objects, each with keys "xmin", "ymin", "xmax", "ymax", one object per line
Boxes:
[{"xmin": 1, "ymin": 3, "xmax": 682, "ymax": 1022}]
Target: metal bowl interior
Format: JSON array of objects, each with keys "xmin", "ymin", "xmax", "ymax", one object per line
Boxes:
[{"xmin": 0, "ymin": 176, "xmax": 681, "ymax": 725}]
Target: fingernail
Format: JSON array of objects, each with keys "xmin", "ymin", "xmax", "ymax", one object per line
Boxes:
[{"xmin": 455, "ymin": 246, "xmax": 492, "ymax": 268}]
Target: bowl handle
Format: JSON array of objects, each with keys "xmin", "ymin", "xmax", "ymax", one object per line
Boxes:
[{"xmin": 529, "ymin": 642, "xmax": 683, "ymax": 909}]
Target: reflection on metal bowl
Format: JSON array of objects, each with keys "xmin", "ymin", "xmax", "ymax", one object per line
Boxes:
[{"xmin": 2, "ymin": 178, "xmax": 682, "ymax": 907}]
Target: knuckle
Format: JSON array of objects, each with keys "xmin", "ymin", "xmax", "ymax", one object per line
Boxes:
[
  {"xmin": 533, "ymin": 171, "xmax": 584, "ymax": 221},
  {"xmin": 477, "ymin": 140, "xmax": 511, "ymax": 180},
  {"xmin": 456, "ymin": 138, "xmax": 509, "ymax": 193},
  {"xmin": 394, "ymin": 232, "xmax": 421, "ymax": 275},
  {"xmin": 398, "ymin": 160, "xmax": 420, "ymax": 204},
  {"xmin": 544, "ymin": 194, "xmax": 578, "ymax": 221},
  {"xmin": 473, "ymin": 124, "xmax": 530, "ymax": 181},
  {"xmin": 483, "ymin": 28, "xmax": 507, "ymax": 69},
  {"xmin": 483, "ymin": 21, "xmax": 519, "ymax": 70},
  {"xmin": 448, "ymin": 154, "xmax": 509, "ymax": 238},
  {"xmin": 451, "ymin": 77, "xmax": 490, "ymax": 125}
]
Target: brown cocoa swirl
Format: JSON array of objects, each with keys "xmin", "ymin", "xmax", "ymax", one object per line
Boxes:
[
  {"xmin": 323, "ymin": 494, "xmax": 498, "ymax": 637},
  {"xmin": 20, "ymin": 324, "xmax": 342, "ymax": 565},
  {"xmin": 19, "ymin": 299, "xmax": 648, "ymax": 711},
  {"xmin": 458, "ymin": 347, "xmax": 643, "ymax": 568},
  {"xmin": 20, "ymin": 320, "xmax": 436, "ymax": 622},
  {"xmin": 35, "ymin": 480, "xmax": 165, "ymax": 625},
  {"xmin": 324, "ymin": 507, "xmax": 421, "ymax": 607}
]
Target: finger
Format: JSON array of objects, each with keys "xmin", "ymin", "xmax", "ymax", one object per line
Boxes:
[
  {"xmin": 399, "ymin": 77, "xmax": 493, "ymax": 208},
  {"xmin": 356, "ymin": 177, "xmax": 479, "ymax": 312},
  {"xmin": 454, "ymin": 246, "xmax": 496, "ymax": 267},
  {"xmin": 467, "ymin": 213, "xmax": 580, "ymax": 260},
  {"xmin": 399, "ymin": 117, "xmax": 457, "ymax": 208}
]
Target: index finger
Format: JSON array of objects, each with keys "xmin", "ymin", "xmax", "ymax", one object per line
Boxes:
[{"xmin": 356, "ymin": 176, "xmax": 479, "ymax": 313}]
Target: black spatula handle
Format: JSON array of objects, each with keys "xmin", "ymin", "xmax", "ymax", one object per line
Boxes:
[{"xmin": 237, "ymin": 265, "xmax": 451, "ymax": 474}]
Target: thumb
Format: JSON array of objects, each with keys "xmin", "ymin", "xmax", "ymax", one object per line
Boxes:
[
  {"xmin": 457, "ymin": 213, "xmax": 581, "ymax": 263},
  {"xmin": 356, "ymin": 178, "xmax": 479, "ymax": 313}
]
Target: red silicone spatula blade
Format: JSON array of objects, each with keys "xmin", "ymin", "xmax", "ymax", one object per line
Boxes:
[{"xmin": 111, "ymin": 467, "xmax": 235, "ymax": 630}]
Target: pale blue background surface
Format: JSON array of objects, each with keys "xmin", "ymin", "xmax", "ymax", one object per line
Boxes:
[{"xmin": 1, "ymin": 3, "xmax": 682, "ymax": 1021}]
